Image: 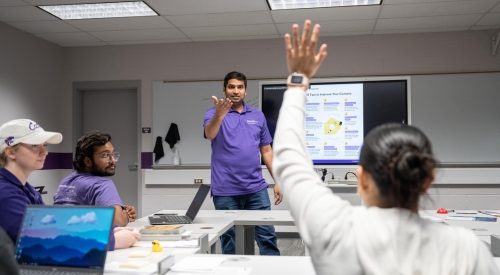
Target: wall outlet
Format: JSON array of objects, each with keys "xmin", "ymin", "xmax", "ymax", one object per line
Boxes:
[{"xmin": 194, "ymin": 178, "xmax": 203, "ymax": 184}]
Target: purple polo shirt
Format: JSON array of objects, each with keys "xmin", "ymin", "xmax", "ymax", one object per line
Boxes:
[
  {"xmin": 204, "ymin": 102, "xmax": 272, "ymax": 196},
  {"xmin": 54, "ymin": 172, "xmax": 124, "ymax": 208},
  {"xmin": 0, "ymin": 168, "xmax": 44, "ymax": 243}
]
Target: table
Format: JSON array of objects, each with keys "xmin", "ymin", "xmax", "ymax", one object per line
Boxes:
[
  {"xmin": 168, "ymin": 254, "xmax": 316, "ymax": 275},
  {"xmin": 233, "ymin": 210, "xmax": 295, "ymax": 255},
  {"xmin": 129, "ymin": 210, "xmax": 246, "ymax": 253}
]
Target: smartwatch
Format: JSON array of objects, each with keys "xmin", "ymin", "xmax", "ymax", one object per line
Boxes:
[{"xmin": 287, "ymin": 73, "xmax": 309, "ymax": 87}]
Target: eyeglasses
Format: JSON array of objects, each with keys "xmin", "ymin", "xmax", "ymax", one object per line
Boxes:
[{"xmin": 96, "ymin": 152, "xmax": 120, "ymax": 162}]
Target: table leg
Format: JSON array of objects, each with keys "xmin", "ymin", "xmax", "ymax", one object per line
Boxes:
[{"xmin": 236, "ymin": 225, "xmax": 255, "ymax": 255}]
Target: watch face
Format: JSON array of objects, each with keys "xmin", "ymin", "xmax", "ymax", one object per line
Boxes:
[{"xmin": 291, "ymin": 75, "xmax": 303, "ymax": 84}]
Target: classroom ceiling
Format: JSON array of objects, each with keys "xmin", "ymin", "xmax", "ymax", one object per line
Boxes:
[{"xmin": 0, "ymin": 0, "xmax": 499, "ymax": 47}]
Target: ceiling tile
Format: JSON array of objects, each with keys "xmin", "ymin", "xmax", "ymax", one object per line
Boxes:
[
  {"xmin": 271, "ymin": 5, "xmax": 380, "ymax": 23},
  {"xmin": 66, "ymin": 16, "xmax": 173, "ymax": 32},
  {"xmin": 8, "ymin": 20, "xmax": 80, "ymax": 33},
  {"xmin": 59, "ymin": 41, "xmax": 108, "ymax": 47},
  {"xmin": 470, "ymin": 24, "xmax": 500, "ymax": 30},
  {"xmin": 321, "ymin": 31, "xmax": 373, "ymax": 36},
  {"xmin": 0, "ymin": 6, "xmax": 58, "ymax": 22},
  {"xmin": 181, "ymin": 24, "xmax": 277, "ymax": 38},
  {"xmin": 492, "ymin": 3, "xmax": 500, "ymax": 12},
  {"xmin": 476, "ymin": 13, "xmax": 500, "ymax": 25},
  {"xmin": 376, "ymin": 14, "xmax": 483, "ymax": 30},
  {"xmin": 373, "ymin": 27, "xmax": 469, "ymax": 34},
  {"xmin": 107, "ymin": 38, "xmax": 192, "ymax": 45},
  {"xmin": 380, "ymin": 0, "xmax": 498, "ymax": 18},
  {"xmin": 35, "ymin": 32, "xmax": 101, "ymax": 45},
  {"xmin": 88, "ymin": 28, "xmax": 187, "ymax": 41},
  {"xmin": 276, "ymin": 20, "xmax": 375, "ymax": 34},
  {"xmin": 192, "ymin": 34, "xmax": 280, "ymax": 41},
  {"xmin": 147, "ymin": 0, "xmax": 269, "ymax": 15},
  {"xmin": 166, "ymin": 11, "xmax": 273, "ymax": 28},
  {"xmin": 0, "ymin": 0, "xmax": 30, "ymax": 7}
]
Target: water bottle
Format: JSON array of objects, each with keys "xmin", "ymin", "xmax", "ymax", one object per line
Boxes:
[{"xmin": 173, "ymin": 146, "xmax": 180, "ymax": 166}]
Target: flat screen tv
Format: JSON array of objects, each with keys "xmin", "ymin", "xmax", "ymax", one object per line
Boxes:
[{"xmin": 260, "ymin": 77, "xmax": 410, "ymax": 165}]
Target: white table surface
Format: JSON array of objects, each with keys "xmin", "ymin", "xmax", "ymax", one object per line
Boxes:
[
  {"xmin": 169, "ymin": 254, "xmax": 316, "ymax": 275},
  {"xmin": 233, "ymin": 210, "xmax": 295, "ymax": 226},
  {"xmin": 420, "ymin": 210, "xmax": 500, "ymax": 239}
]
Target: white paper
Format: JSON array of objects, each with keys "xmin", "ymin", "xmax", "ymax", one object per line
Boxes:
[
  {"xmin": 134, "ymin": 239, "xmax": 199, "ymax": 248},
  {"xmin": 169, "ymin": 267, "xmax": 252, "ymax": 275},
  {"xmin": 105, "ymin": 261, "xmax": 157, "ymax": 274},
  {"xmin": 170, "ymin": 256, "xmax": 226, "ymax": 272}
]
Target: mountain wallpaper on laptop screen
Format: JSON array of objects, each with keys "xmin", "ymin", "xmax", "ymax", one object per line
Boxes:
[{"xmin": 16, "ymin": 208, "xmax": 113, "ymax": 269}]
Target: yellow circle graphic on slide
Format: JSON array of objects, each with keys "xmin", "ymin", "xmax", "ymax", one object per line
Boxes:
[{"xmin": 324, "ymin": 118, "xmax": 342, "ymax": 135}]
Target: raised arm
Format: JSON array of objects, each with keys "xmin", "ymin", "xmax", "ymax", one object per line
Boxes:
[
  {"xmin": 273, "ymin": 20, "xmax": 356, "ymax": 255},
  {"xmin": 204, "ymin": 96, "xmax": 232, "ymax": 140}
]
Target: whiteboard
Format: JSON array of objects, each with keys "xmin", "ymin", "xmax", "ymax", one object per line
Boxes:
[
  {"xmin": 153, "ymin": 72, "xmax": 500, "ymax": 165},
  {"xmin": 152, "ymin": 80, "xmax": 261, "ymax": 165}
]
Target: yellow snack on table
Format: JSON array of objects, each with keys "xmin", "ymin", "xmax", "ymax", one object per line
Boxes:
[{"xmin": 152, "ymin": 240, "xmax": 163, "ymax": 252}]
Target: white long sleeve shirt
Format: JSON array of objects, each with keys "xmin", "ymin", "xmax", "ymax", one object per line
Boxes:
[{"xmin": 272, "ymin": 88, "xmax": 498, "ymax": 275}]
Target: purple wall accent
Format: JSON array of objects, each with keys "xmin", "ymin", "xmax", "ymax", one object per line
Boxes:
[
  {"xmin": 142, "ymin": 152, "xmax": 153, "ymax": 169},
  {"xmin": 42, "ymin": 153, "xmax": 73, "ymax": 170}
]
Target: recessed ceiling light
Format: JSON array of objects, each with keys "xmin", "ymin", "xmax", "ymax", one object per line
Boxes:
[
  {"xmin": 38, "ymin": 1, "xmax": 158, "ymax": 20},
  {"xmin": 267, "ymin": 0, "xmax": 382, "ymax": 10}
]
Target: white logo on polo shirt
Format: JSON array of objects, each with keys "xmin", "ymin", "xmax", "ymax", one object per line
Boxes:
[{"xmin": 247, "ymin": 120, "xmax": 257, "ymax": 124}]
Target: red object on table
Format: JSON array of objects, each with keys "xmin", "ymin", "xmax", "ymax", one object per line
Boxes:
[{"xmin": 436, "ymin": 208, "xmax": 448, "ymax": 214}]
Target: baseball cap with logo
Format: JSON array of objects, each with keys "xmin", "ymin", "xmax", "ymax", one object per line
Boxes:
[{"xmin": 0, "ymin": 119, "xmax": 62, "ymax": 153}]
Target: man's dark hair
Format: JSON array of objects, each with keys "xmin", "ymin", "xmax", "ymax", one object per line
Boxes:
[
  {"xmin": 223, "ymin": 71, "xmax": 247, "ymax": 89},
  {"xmin": 73, "ymin": 131, "xmax": 112, "ymax": 172}
]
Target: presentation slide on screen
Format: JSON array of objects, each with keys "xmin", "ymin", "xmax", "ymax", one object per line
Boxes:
[{"xmin": 304, "ymin": 83, "xmax": 364, "ymax": 163}]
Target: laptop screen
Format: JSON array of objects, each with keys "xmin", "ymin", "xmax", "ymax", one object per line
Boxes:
[
  {"xmin": 185, "ymin": 184, "xmax": 210, "ymax": 221},
  {"xmin": 15, "ymin": 206, "xmax": 114, "ymax": 270}
]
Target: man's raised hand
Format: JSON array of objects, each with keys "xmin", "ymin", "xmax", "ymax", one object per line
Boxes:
[
  {"xmin": 284, "ymin": 20, "xmax": 327, "ymax": 79},
  {"xmin": 212, "ymin": 96, "xmax": 232, "ymax": 117}
]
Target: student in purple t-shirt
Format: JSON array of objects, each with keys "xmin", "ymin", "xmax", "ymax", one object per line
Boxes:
[
  {"xmin": 54, "ymin": 131, "xmax": 137, "ymax": 227},
  {"xmin": 204, "ymin": 71, "xmax": 282, "ymax": 255},
  {"xmin": 0, "ymin": 120, "xmax": 139, "ymax": 251}
]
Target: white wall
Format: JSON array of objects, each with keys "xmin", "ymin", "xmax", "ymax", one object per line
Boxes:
[
  {"xmin": 0, "ymin": 22, "xmax": 70, "ymax": 202},
  {"xmin": 60, "ymin": 29, "xmax": 500, "ymax": 214}
]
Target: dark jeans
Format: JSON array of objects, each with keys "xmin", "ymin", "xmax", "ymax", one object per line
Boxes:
[{"xmin": 213, "ymin": 188, "xmax": 280, "ymax": 256}]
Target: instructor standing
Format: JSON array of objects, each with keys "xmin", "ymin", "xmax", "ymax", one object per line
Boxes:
[{"xmin": 204, "ymin": 71, "xmax": 282, "ymax": 255}]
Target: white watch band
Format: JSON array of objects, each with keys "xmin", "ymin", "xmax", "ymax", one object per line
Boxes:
[{"xmin": 287, "ymin": 73, "xmax": 309, "ymax": 87}]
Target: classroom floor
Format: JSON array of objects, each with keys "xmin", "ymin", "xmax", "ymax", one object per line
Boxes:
[{"xmin": 213, "ymin": 238, "xmax": 305, "ymax": 256}]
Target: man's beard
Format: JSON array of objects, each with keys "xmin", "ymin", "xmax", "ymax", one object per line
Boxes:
[{"xmin": 90, "ymin": 162, "xmax": 115, "ymax": 177}]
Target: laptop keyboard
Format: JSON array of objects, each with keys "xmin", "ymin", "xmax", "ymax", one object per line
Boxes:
[
  {"xmin": 20, "ymin": 270, "xmax": 98, "ymax": 275},
  {"xmin": 165, "ymin": 215, "xmax": 189, "ymax": 223}
]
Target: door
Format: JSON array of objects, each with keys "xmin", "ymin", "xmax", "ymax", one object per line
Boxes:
[{"xmin": 80, "ymin": 89, "xmax": 138, "ymax": 211}]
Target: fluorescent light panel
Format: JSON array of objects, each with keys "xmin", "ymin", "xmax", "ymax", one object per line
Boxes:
[
  {"xmin": 38, "ymin": 1, "xmax": 158, "ymax": 20},
  {"xmin": 268, "ymin": 0, "xmax": 381, "ymax": 10}
]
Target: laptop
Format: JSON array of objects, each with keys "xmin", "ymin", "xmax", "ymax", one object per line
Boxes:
[
  {"xmin": 15, "ymin": 205, "xmax": 115, "ymax": 275},
  {"xmin": 149, "ymin": 184, "xmax": 210, "ymax": 225}
]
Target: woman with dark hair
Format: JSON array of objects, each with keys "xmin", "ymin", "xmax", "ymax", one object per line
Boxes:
[{"xmin": 272, "ymin": 21, "xmax": 498, "ymax": 274}]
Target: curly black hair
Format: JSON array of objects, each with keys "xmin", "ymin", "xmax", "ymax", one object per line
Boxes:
[{"xmin": 73, "ymin": 131, "xmax": 112, "ymax": 172}]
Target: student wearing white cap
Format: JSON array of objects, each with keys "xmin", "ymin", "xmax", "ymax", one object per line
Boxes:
[
  {"xmin": 0, "ymin": 119, "xmax": 140, "ymax": 250},
  {"xmin": 0, "ymin": 119, "xmax": 62, "ymax": 243}
]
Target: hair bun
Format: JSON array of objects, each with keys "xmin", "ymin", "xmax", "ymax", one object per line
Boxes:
[{"xmin": 393, "ymin": 148, "xmax": 432, "ymax": 184}]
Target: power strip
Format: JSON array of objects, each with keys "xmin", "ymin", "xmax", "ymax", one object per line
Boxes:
[{"xmin": 327, "ymin": 179, "xmax": 357, "ymax": 185}]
